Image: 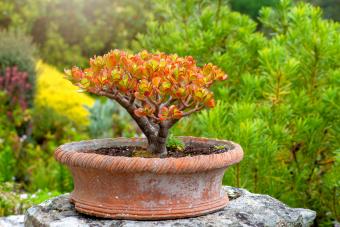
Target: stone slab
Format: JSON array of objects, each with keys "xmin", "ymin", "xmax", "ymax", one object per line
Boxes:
[
  {"xmin": 20, "ymin": 186, "xmax": 316, "ymax": 226},
  {"xmin": 0, "ymin": 215, "xmax": 24, "ymax": 227}
]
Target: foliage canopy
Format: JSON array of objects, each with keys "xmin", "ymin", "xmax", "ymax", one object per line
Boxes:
[{"xmin": 67, "ymin": 50, "xmax": 227, "ymax": 155}]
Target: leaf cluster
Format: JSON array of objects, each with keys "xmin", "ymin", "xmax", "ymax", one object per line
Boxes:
[{"xmin": 67, "ymin": 50, "xmax": 227, "ymax": 124}]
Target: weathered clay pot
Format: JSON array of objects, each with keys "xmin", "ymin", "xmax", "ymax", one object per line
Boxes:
[{"xmin": 54, "ymin": 136, "xmax": 243, "ymax": 220}]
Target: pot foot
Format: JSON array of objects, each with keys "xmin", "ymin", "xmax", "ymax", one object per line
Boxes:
[{"xmin": 71, "ymin": 195, "xmax": 229, "ymax": 220}]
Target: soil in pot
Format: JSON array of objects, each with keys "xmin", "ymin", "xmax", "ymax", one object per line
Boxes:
[{"xmin": 86, "ymin": 140, "xmax": 235, "ymax": 158}]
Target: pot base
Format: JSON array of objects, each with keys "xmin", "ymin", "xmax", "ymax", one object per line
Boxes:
[{"xmin": 71, "ymin": 195, "xmax": 229, "ymax": 220}]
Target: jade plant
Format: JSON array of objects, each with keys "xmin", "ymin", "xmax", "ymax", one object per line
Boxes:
[{"xmin": 66, "ymin": 50, "xmax": 227, "ymax": 156}]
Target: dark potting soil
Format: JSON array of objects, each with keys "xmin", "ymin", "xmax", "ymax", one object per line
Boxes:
[{"xmin": 89, "ymin": 142, "xmax": 234, "ymax": 158}]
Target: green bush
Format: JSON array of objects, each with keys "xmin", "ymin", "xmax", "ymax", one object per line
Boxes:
[
  {"xmin": 0, "ymin": 27, "xmax": 90, "ymax": 217},
  {"xmin": 137, "ymin": 0, "xmax": 340, "ymax": 224},
  {"xmin": 0, "ymin": 90, "xmax": 31, "ymax": 183},
  {"xmin": 0, "ymin": 146, "xmax": 15, "ymax": 182},
  {"xmin": 0, "ymin": 31, "xmax": 36, "ymax": 170},
  {"xmin": 29, "ymin": 105, "xmax": 89, "ymax": 192}
]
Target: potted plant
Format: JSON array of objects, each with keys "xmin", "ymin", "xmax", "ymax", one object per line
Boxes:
[{"xmin": 55, "ymin": 50, "xmax": 243, "ymax": 220}]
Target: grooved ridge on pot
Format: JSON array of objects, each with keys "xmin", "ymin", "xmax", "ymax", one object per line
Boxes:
[
  {"xmin": 71, "ymin": 194, "xmax": 229, "ymax": 220},
  {"xmin": 55, "ymin": 136, "xmax": 243, "ymax": 174}
]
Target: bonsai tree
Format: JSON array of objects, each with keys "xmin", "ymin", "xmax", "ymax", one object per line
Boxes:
[{"xmin": 66, "ymin": 50, "xmax": 227, "ymax": 156}]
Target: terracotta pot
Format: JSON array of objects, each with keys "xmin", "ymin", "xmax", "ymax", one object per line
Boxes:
[{"xmin": 55, "ymin": 136, "xmax": 243, "ymax": 220}]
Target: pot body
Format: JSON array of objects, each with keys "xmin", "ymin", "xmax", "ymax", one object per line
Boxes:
[{"xmin": 55, "ymin": 137, "xmax": 243, "ymax": 220}]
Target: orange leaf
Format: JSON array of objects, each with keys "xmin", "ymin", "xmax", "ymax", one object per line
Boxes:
[
  {"xmin": 205, "ymin": 99, "xmax": 215, "ymax": 108},
  {"xmin": 134, "ymin": 108, "xmax": 146, "ymax": 117},
  {"xmin": 152, "ymin": 77, "xmax": 161, "ymax": 87}
]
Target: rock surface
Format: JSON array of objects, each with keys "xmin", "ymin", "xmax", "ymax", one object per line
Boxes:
[
  {"xmin": 22, "ymin": 186, "xmax": 316, "ymax": 227},
  {"xmin": 0, "ymin": 215, "xmax": 24, "ymax": 227}
]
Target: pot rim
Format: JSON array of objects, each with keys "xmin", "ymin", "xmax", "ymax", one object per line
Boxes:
[{"xmin": 55, "ymin": 136, "xmax": 243, "ymax": 174}]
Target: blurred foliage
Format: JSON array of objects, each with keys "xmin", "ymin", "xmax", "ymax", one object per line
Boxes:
[
  {"xmin": 0, "ymin": 182, "xmax": 60, "ymax": 216},
  {"xmin": 29, "ymin": 62, "xmax": 92, "ymax": 192},
  {"xmin": 86, "ymin": 99, "xmax": 138, "ymax": 139},
  {"xmin": 0, "ymin": 91, "xmax": 30, "ymax": 183},
  {"xmin": 301, "ymin": 0, "xmax": 340, "ymax": 21},
  {"xmin": 0, "ymin": 0, "xmax": 176, "ymax": 218},
  {"xmin": 0, "ymin": 61, "xmax": 137, "ymax": 216},
  {"xmin": 136, "ymin": 0, "xmax": 265, "ymax": 78},
  {"xmin": 0, "ymin": 67, "xmax": 32, "ymax": 112},
  {"xmin": 0, "ymin": 62, "xmax": 90, "ymax": 215},
  {"xmin": 0, "ymin": 30, "xmax": 36, "ymax": 128},
  {"xmin": 0, "ymin": 30, "xmax": 36, "ymax": 94},
  {"xmin": 29, "ymin": 104, "xmax": 88, "ymax": 192},
  {"xmin": 0, "ymin": 85, "xmax": 86, "ymax": 194},
  {"xmin": 137, "ymin": 0, "xmax": 340, "ymax": 225},
  {"xmin": 0, "ymin": 0, "xmax": 152, "ymax": 70},
  {"xmin": 229, "ymin": 0, "xmax": 340, "ymax": 22},
  {"xmin": 35, "ymin": 61, "xmax": 94, "ymax": 126},
  {"xmin": 229, "ymin": 0, "xmax": 277, "ymax": 20},
  {"xmin": 0, "ymin": 30, "xmax": 36, "ymax": 184}
]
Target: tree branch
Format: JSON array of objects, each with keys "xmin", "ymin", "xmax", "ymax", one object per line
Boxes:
[
  {"xmin": 157, "ymin": 96, "xmax": 173, "ymax": 116},
  {"xmin": 163, "ymin": 96, "xmax": 173, "ymax": 107},
  {"xmin": 129, "ymin": 96, "xmax": 135, "ymax": 105},
  {"xmin": 158, "ymin": 121, "xmax": 169, "ymax": 138},
  {"xmin": 146, "ymin": 96, "xmax": 158, "ymax": 112},
  {"xmin": 167, "ymin": 119, "xmax": 179, "ymax": 128},
  {"xmin": 98, "ymin": 90, "xmax": 157, "ymax": 137},
  {"xmin": 182, "ymin": 104, "xmax": 204, "ymax": 117}
]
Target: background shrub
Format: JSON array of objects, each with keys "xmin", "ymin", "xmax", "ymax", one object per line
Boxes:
[
  {"xmin": 29, "ymin": 63, "xmax": 93, "ymax": 192},
  {"xmin": 28, "ymin": 104, "xmax": 90, "ymax": 192},
  {"xmin": 0, "ymin": 30, "xmax": 36, "ymax": 185},
  {"xmin": 0, "ymin": 61, "xmax": 91, "ymax": 209},
  {"xmin": 0, "ymin": 0, "xmax": 338, "ymax": 72},
  {"xmin": 0, "ymin": 67, "xmax": 32, "ymax": 112},
  {"xmin": 0, "ymin": 30, "xmax": 36, "ymax": 105}
]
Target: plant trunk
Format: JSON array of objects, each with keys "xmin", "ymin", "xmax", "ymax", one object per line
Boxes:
[{"xmin": 147, "ymin": 135, "xmax": 167, "ymax": 157}]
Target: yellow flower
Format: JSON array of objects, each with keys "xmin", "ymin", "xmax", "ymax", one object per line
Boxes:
[{"xmin": 35, "ymin": 61, "xmax": 94, "ymax": 126}]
